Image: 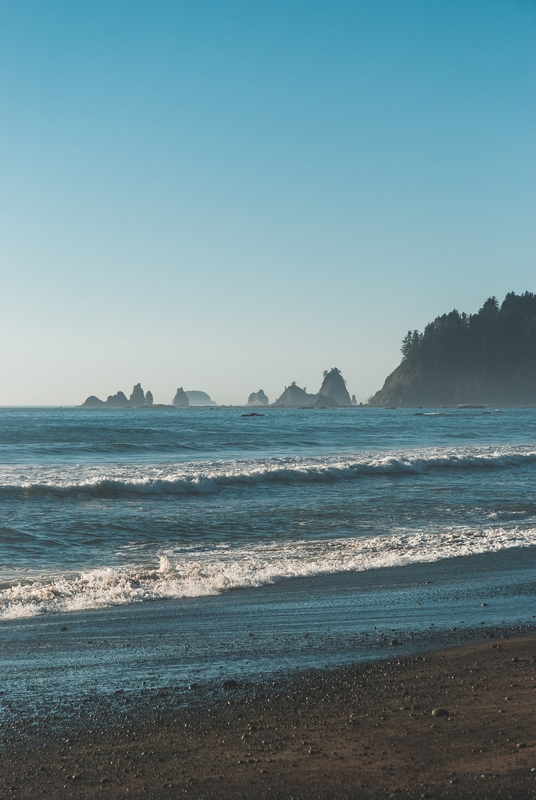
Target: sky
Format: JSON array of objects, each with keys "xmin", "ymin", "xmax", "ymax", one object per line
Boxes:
[{"xmin": 0, "ymin": 0, "xmax": 534, "ymax": 406}]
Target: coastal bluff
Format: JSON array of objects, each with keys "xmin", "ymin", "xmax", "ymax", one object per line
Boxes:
[{"xmin": 370, "ymin": 291, "xmax": 536, "ymax": 407}]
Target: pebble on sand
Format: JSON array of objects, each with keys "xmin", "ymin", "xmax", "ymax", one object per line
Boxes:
[{"xmin": 431, "ymin": 708, "xmax": 449, "ymax": 717}]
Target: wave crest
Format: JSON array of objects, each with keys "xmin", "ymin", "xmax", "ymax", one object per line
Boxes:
[
  {"xmin": 1, "ymin": 524, "xmax": 535, "ymax": 619},
  {"xmin": 1, "ymin": 445, "xmax": 535, "ymax": 498}
]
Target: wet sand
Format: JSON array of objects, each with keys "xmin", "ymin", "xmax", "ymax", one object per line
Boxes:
[{"xmin": 2, "ymin": 634, "xmax": 536, "ymax": 799}]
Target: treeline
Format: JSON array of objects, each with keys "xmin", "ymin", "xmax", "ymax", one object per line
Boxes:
[
  {"xmin": 401, "ymin": 293, "xmax": 536, "ymax": 373},
  {"xmin": 371, "ymin": 292, "xmax": 536, "ymax": 406}
]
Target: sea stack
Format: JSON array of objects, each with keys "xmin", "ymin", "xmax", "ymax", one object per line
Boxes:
[
  {"xmin": 80, "ymin": 395, "xmax": 105, "ymax": 408},
  {"xmin": 318, "ymin": 368, "xmax": 352, "ymax": 407},
  {"xmin": 81, "ymin": 384, "xmax": 153, "ymax": 408},
  {"xmin": 274, "ymin": 383, "xmax": 318, "ymax": 407},
  {"xmin": 273, "ymin": 368, "xmax": 354, "ymax": 408},
  {"xmin": 129, "ymin": 383, "xmax": 146, "ymax": 407},
  {"xmin": 247, "ymin": 390, "xmax": 269, "ymax": 407},
  {"xmin": 172, "ymin": 387, "xmax": 190, "ymax": 407},
  {"xmin": 105, "ymin": 391, "xmax": 129, "ymax": 407}
]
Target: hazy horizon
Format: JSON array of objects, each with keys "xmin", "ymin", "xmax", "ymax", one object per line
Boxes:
[{"xmin": 1, "ymin": 1, "xmax": 534, "ymax": 406}]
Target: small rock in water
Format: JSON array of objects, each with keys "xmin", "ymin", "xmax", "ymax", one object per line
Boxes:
[
  {"xmin": 431, "ymin": 707, "xmax": 449, "ymax": 717},
  {"xmin": 389, "ymin": 640, "xmax": 399, "ymax": 646},
  {"xmin": 222, "ymin": 679, "xmax": 239, "ymax": 691},
  {"xmin": 60, "ymin": 626, "xmax": 67, "ymax": 632}
]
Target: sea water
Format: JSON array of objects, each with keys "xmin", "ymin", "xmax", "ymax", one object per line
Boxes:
[
  {"xmin": 0, "ymin": 406, "xmax": 535, "ymax": 718},
  {"xmin": 0, "ymin": 406, "xmax": 535, "ymax": 615}
]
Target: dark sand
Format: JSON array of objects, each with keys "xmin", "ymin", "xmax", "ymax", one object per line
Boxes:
[{"xmin": 2, "ymin": 635, "xmax": 536, "ymax": 799}]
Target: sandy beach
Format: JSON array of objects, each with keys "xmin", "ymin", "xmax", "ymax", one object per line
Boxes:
[{"xmin": 2, "ymin": 633, "xmax": 535, "ymax": 799}]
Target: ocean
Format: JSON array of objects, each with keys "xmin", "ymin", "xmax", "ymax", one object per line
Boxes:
[{"xmin": 0, "ymin": 406, "xmax": 535, "ymax": 728}]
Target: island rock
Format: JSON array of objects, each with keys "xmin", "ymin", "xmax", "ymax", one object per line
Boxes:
[
  {"xmin": 274, "ymin": 383, "xmax": 318, "ymax": 407},
  {"xmin": 80, "ymin": 395, "xmax": 104, "ymax": 408},
  {"xmin": 247, "ymin": 390, "xmax": 269, "ymax": 407},
  {"xmin": 318, "ymin": 368, "xmax": 352, "ymax": 407},
  {"xmin": 185, "ymin": 391, "xmax": 216, "ymax": 406},
  {"xmin": 105, "ymin": 391, "xmax": 129, "ymax": 407},
  {"xmin": 129, "ymin": 383, "xmax": 146, "ymax": 407},
  {"xmin": 172, "ymin": 387, "xmax": 190, "ymax": 407}
]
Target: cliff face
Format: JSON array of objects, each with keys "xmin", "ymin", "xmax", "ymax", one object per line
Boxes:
[
  {"xmin": 247, "ymin": 390, "xmax": 269, "ymax": 407},
  {"xmin": 318, "ymin": 368, "xmax": 352, "ymax": 406},
  {"xmin": 369, "ymin": 362, "xmax": 430, "ymax": 407},
  {"xmin": 370, "ymin": 292, "xmax": 536, "ymax": 407}
]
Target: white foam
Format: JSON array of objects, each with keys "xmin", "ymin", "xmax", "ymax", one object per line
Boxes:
[
  {"xmin": 1, "ymin": 444, "xmax": 536, "ymax": 497},
  {"xmin": 1, "ymin": 523, "xmax": 535, "ymax": 619}
]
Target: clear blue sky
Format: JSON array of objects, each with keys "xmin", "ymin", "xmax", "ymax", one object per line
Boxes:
[{"xmin": 0, "ymin": 0, "xmax": 534, "ymax": 405}]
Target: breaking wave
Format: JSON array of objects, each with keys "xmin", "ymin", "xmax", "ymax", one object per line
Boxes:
[
  {"xmin": 1, "ymin": 523, "xmax": 535, "ymax": 619},
  {"xmin": 1, "ymin": 445, "xmax": 536, "ymax": 498}
]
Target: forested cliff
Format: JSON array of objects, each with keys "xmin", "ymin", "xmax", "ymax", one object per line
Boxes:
[{"xmin": 370, "ymin": 292, "xmax": 536, "ymax": 407}]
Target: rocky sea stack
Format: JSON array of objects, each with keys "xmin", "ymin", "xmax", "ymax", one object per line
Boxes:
[
  {"xmin": 274, "ymin": 368, "xmax": 354, "ymax": 408},
  {"xmin": 370, "ymin": 291, "xmax": 536, "ymax": 407},
  {"xmin": 80, "ymin": 384, "xmax": 154, "ymax": 408},
  {"xmin": 172, "ymin": 387, "xmax": 190, "ymax": 407},
  {"xmin": 274, "ymin": 383, "xmax": 317, "ymax": 407},
  {"xmin": 318, "ymin": 368, "xmax": 352, "ymax": 407},
  {"xmin": 247, "ymin": 390, "xmax": 269, "ymax": 407}
]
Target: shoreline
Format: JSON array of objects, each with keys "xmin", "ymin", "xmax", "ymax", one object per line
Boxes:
[
  {"xmin": 2, "ymin": 632, "xmax": 535, "ymax": 798},
  {"xmin": 1, "ymin": 547, "xmax": 534, "ymax": 732}
]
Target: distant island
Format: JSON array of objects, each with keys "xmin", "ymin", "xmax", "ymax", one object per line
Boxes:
[
  {"xmin": 247, "ymin": 390, "xmax": 269, "ymax": 407},
  {"xmin": 171, "ymin": 389, "xmax": 216, "ymax": 407},
  {"xmin": 272, "ymin": 368, "xmax": 356, "ymax": 408},
  {"xmin": 81, "ymin": 383, "xmax": 154, "ymax": 408},
  {"xmin": 370, "ymin": 291, "xmax": 536, "ymax": 407},
  {"xmin": 80, "ymin": 369, "xmax": 358, "ymax": 409},
  {"xmin": 79, "ymin": 291, "xmax": 536, "ymax": 413},
  {"xmin": 80, "ymin": 385, "xmax": 216, "ymax": 408}
]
